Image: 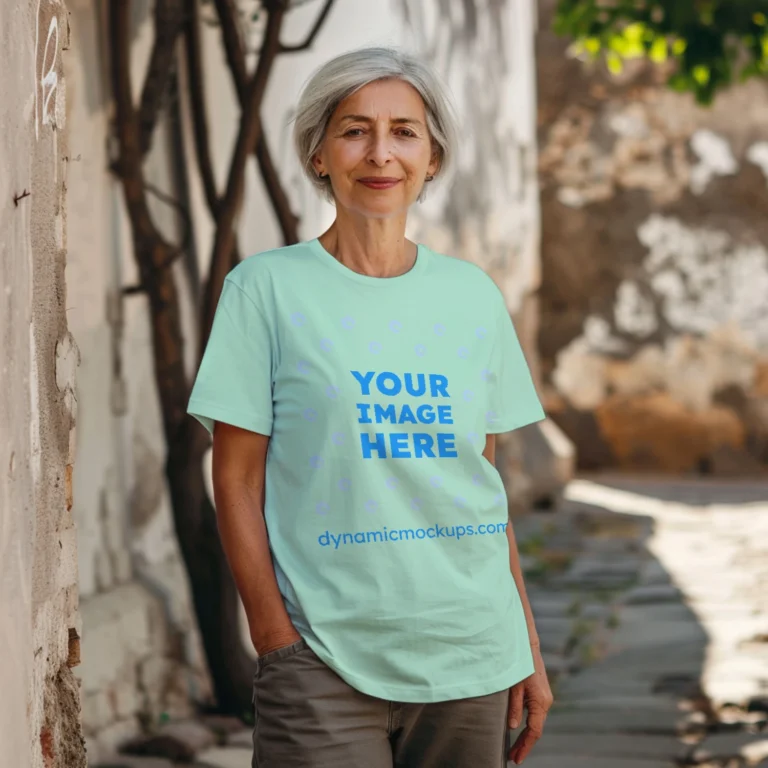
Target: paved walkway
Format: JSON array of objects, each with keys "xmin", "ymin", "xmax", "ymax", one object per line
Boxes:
[
  {"xmin": 515, "ymin": 474, "xmax": 768, "ymax": 768},
  {"xmin": 95, "ymin": 475, "xmax": 768, "ymax": 768}
]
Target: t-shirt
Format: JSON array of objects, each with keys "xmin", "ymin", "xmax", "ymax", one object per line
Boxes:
[{"xmin": 187, "ymin": 238, "xmax": 546, "ymax": 703}]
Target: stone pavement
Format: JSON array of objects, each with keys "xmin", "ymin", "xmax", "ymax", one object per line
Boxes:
[
  {"xmin": 93, "ymin": 474, "xmax": 768, "ymax": 768},
  {"xmin": 514, "ymin": 474, "xmax": 768, "ymax": 768}
]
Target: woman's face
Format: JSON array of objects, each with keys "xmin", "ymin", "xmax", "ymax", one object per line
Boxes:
[{"xmin": 313, "ymin": 78, "xmax": 439, "ymax": 219}]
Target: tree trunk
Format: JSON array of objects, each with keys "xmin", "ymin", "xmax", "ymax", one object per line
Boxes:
[{"xmin": 166, "ymin": 417, "xmax": 254, "ymax": 715}]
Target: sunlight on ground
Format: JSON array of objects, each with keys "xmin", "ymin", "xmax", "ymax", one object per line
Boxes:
[{"xmin": 564, "ymin": 478, "xmax": 768, "ymax": 707}]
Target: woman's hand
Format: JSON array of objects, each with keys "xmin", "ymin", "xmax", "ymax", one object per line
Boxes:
[
  {"xmin": 251, "ymin": 624, "xmax": 303, "ymax": 657},
  {"xmin": 507, "ymin": 644, "xmax": 554, "ymax": 764}
]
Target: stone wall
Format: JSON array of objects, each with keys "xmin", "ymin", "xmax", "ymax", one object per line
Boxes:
[
  {"xmin": 536, "ymin": 0, "xmax": 768, "ymax": 476},
  {"xmin": 0, "ymin": 1, "xmax": 86, "ymax": 767}
]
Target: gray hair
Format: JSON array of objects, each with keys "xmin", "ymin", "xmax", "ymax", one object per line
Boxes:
[{"xmin": 293, "ymin": 46, "xmax": 460, "ymax": 203}]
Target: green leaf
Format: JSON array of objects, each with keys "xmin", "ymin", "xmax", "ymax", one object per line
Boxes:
[
  {"xmin": 606, "ymin": 51, "xmax": 624, "ymax": 74},
  {"xmin": 649, "ymin": 36, "xmax": 668, "ymax": 62},
  {"xmin": 671, "ymin": 38, "xmax": 687, "ymax": 56},
  {"xmin": 584, "ymin": 36, "xmax": 601, "ymax": 54},
  {"xmin": 692, "ymin": 64, "xmax": 711, "ymax": 85},
  {"xmin": 754, "ymin": 12, "xmax": 767, "ymax": 26}
]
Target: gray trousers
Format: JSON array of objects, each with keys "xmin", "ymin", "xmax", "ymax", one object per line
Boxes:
[{"xmin": 251, "ymin": 639, "xmax": 510, "ymax": 768}]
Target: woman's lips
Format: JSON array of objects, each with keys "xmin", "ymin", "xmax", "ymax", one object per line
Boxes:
[{"xmin": 358, "ymin": 178, "xmax": 401, "ymax": 189}]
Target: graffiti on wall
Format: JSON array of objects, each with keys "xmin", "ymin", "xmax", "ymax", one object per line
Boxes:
[{"xmin": 35, "ymin": 0, "xmax": 63, "ymax": 139}]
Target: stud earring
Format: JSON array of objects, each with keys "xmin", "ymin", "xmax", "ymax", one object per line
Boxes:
[{"xmin": 425, "ymin": 174, "xmax": 434, "ymax": 182}]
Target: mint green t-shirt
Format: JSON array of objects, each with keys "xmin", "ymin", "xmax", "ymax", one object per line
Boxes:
[{"xmin": 187, "ymin": 238, "xmax": 546, "ymax": 703}]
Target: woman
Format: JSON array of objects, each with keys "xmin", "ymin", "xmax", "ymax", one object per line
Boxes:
[{"xmin": 188, "ymin": 46, "xmax": 552, "ymax": 768}]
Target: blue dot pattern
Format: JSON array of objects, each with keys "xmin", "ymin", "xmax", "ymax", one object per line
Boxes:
[
  {"xmin": 462, "ymin": 389, "xmax": 474, "ymax": 402},
  {"xmin": 389, "ymin": 320, "xmax": 403, "ymax": 333},
  {"xmin": 429, "ymin": 475, "xmax": 442, "ymax": 488},
  {"xmin": 475, "ymin": 326, "xmax": 488, "ymax": 339},
  {"xmin": 457, "ymin": 346, "xmax": 469, "ymax": 359},
  {"xmin": 414, "ymin": 344, "xmax": 426, "ymax": 357},
  {"xmin": 331, "ymin": 432, "xmax": 345, "ymax": 446},
  {"xmin": 297, "ymin": 360, "xmax": 311, "ymax": 374},
  {"xmin": 291, "ymin": 312, "xmax": 306, "ymax": 326},
  {"xmin": 365, "ymin": 499, "xmax": 378, "ymax": 513},
  {"xmin": 315, "ymin": 501, "xmax": 329, "ymax": 515},
  {"xmin": 341, "ymin": 315, "xmax": 355, "ymax": 329},
  {"xmin": 303, "ymin": 408, "xmax": 318, "ymax": 422},
  {"xmin": 433, "ymin": 323, "xmax": 446, "ymax": 336},
  {"xmin": 385, "ymin": 477, "xmax": 398, "ymax": 489},
  {"xmin": 369, "ymin": 341, "xmax": 382, "ymax": 354},
  {"xmin": 338, "ymin": 477, "xmax": 351, "ymax": 491},
  {"xmin": 309, "ymin": 455, "xmax": 323, "ymax": 469},
  {"xmin": 326, "ymin": 385, "xmax": 340, "ymax": 400},
  {"xmin": 320, "ymin": 338, "xmax": 334, "ymax": 351}
]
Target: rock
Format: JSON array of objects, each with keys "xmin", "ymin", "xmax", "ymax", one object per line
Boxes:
[
  {"xmin": 527, "ymin": 731, "xmax": 685, "ymax": 760},
  {"xmin": 199, "ymin": 716, "xmax": 247, "ymax": 738},
  {"xmin": 520, "ymin": 757, "xmax": 670, "ymax": 768},
  {"xmin": 623, "ymin": 584, "xmax": 683, "ymax": 605},
  {"xmin": 594, "ymin": 392, "xmax": 746, "ymax": 474},
  {"xmin": 530, "ymin": 594, "xmax": 578, "ymax": 618},
  {"xmin": 534, "ymin": 617, "xmax": 574, "ymax": 655},
  {"xmin": 519, "ymin": 418, "xmax": 576, "ymax": 509},
  {"xmin": 226, "ymin": 730, "xmax": 253, "ymax": 749},
  {"xmin": 544, "ymin": 705, "xmax": 685, "ymax": 735},
  {"xmin": 195, "ymin": 747, "xmax": 253, "ymax": 768},
  {"xmin": 121, "ymin": 721, "xmax": 217, "ymax": 763},
  {"xmin": 95, "ymin": 758, "xmax": 174, "ymax": 768},
  {"xmin": 696, "ymin": 732, "xmax": 768, "ymax": 764}
]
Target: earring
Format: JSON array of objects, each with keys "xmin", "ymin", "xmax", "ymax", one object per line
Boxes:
[
  {"xmin": 318, "ymin": 171, "xmax": 327, "ymax": 178},
  {"xmin": 426, "ymin": 174, "xmax": 434, "ymax": 182}
]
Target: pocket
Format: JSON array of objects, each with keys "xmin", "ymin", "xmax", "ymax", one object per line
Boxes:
[{"xmin": 255, "ymin": 638, "xmax": 308, "ymax": 677}]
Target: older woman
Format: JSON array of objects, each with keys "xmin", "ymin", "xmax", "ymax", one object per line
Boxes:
[{"xmin": 188, "ymin": 46, "xmax": 552, "ymax": 768}]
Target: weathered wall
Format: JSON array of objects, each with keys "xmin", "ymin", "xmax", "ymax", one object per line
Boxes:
[
  {"xmin": 536, "ymin": 0, "xmax": 768, "ymax": 475},
  {"xmin": 64, "ymin": 1, "xmax": 213, "ymax": 761},
  {"xmin": 0, "ymin": 1, "xmax": 86, "ymax": 767}
]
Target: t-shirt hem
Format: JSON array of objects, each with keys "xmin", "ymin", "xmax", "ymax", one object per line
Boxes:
[
  {"xmin": 486, "ymin": 409, "xmax": 547, "ymax": 435},
  {"xmin": 187, "ymin": 399, "xmax": 273, "ymax": 437},
  {"xmin": 303, "ymin": 643, "xmax": 535, "ymax": 703}
]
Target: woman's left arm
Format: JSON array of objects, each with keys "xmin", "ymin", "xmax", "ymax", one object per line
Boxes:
[{"xmin": 483, "ymin": 435, "xmax": 553, "ymax": 764}]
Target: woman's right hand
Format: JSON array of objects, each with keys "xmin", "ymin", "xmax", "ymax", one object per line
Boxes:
[{"xmin": 252, "ymin": 625, "xmax": 303, "ymax": 656}]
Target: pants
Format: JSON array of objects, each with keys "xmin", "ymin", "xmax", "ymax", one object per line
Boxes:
[{"xmin": 251, "ymin": 639, "xmax": 510, "ymax": 768}]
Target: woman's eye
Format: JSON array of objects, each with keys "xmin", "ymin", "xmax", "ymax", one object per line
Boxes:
[{"xmin": 345, "ymin": 128, "xmax": 364, "ymax": 136}]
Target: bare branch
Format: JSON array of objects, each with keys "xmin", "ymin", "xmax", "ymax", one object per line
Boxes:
[
  {"xmin": 138, "ymin": 0, "xmax": 187, "ymax": 156},
  {"xmin": 200, "ymin": 4, "xmax": 288, "ymax": 354},
  {"xmin": 212, "ymin": 0, "xmax": 300, "ymax": 245},
  {"xmin": 183, "ymin": 0, "xmax": 221, "ymax": 215},
  {"xmin": 144, "ymin": 181, "xmax": 193, "ymax": 252},
  {"xmin": 212, "ymin": 0, "xmax": 247, "ymax": 99},
  {"xmin": 279, "ymin": 0, "xmax": 336, "ymax": 53}
]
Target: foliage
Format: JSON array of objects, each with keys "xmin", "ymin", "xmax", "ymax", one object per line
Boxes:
[{"xmin": 553, "ymin": 1, "xmax": 768, "ymax": 103}]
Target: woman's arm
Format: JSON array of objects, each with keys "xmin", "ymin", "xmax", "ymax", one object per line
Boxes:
[
  {"xmin": 482, "ymin": 434, "xmax": 540, "ymax": 648},
  {"xmin": 212, "ymin": 421, "xmax": 301, "ymax": 655}
]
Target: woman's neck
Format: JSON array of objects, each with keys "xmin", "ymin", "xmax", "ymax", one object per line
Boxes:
[{"xmin": 318, "ymin": 217, "xmax": 417, "ymax": 279}]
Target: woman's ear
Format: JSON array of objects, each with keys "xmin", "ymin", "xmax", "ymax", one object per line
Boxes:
[{"xmin": 428, "ymin": 147, "xmax": 440, "ymax": 178}]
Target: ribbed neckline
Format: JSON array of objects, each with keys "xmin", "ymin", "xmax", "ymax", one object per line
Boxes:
[{"xmin": 308, "ymin": 238, "xmax": 428, "ymax": 287}]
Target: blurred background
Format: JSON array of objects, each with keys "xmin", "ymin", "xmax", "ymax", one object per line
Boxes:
[{"xmin": 2, "ymin": 1, "xmax": 767, "ymax": 766}]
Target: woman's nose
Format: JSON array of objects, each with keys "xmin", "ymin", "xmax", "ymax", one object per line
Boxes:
[{"xmin": 366, "ymin": 131, "xmax": 393, "ymax": 166}]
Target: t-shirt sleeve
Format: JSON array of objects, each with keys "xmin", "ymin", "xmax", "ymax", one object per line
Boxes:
[
  {"xmin": 187, "ymin": 278, "xmax": 274, "ymax": 437},
  {"xmin": 485, "ymin": 291, "xmax": 546, "ymax": 434}
]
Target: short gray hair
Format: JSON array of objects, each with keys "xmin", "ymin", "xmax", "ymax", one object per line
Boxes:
[{"xmin": 293, "ymin": 46, "xmax": 460, "ymax": 203}]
